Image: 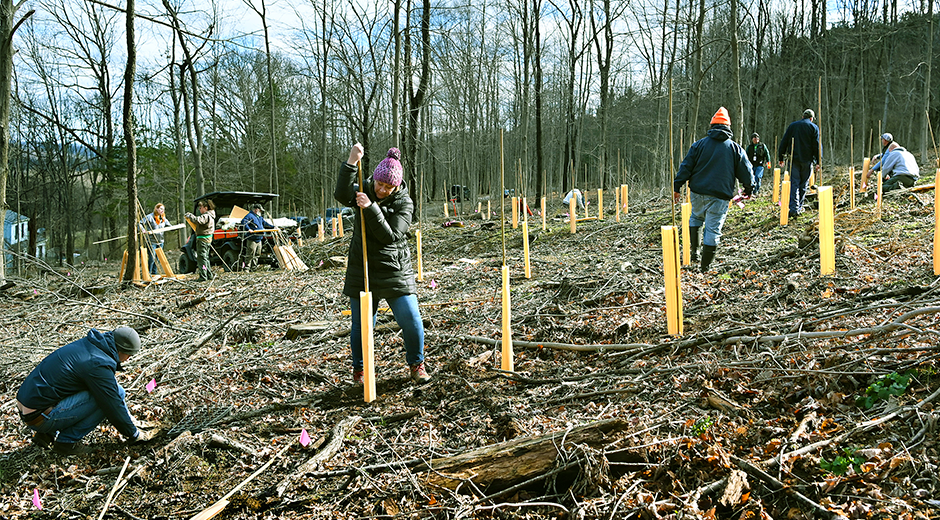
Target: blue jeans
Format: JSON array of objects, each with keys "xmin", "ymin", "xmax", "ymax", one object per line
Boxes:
[
  {"xmin": 752, "ymin": 165, "xmax": 764, "ymax": 194},
  {"xmin": 789, "ymin": 161, "xmax": 814, "ymax": 215},
  {"xmin": 350, "ymin": 294, "xmax": 425, "ymax": 371},
  {"xmin": 689, "ymin": 192, "xmax": 730, "ymax": 247},
  {"xmin": 28, "ymin": 387, "xmax": 126, "ymax": 443},
  {"xmin": 147, "ymin": 243, "xmax": 163, "ymax": 274}
]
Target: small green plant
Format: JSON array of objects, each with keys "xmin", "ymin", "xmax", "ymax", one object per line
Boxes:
[
  {"xmin": 691, "ymin": 416, "xmax": 714, "ymax": 436},
  {"xmin": 820, "ymin": 447, "xmax": 865, "ymax": 476},
  {"xmin": 856, "ymin": 372, "xmax": 911, "ymax": 410}
]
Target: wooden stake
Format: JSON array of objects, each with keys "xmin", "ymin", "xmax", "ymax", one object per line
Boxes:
[
  {"xmin": 661, "ymin": 226, "xmax": 683, "ymax": 336},
  {"xmin": 597, "ymin": 189, "xmax": 604, "ymax": 220},
  {"xmin": 780, "ymin": 179, "xmax": 791, "ymax": 225},
  {"xmin": 772, "ymin": 168, "xmax": 781, "ymax": 203},
  {"xmin": 415, "ymin": 229, "xmax": 424, "ymax": 282},
  {"xmin": 681, "ymin": 202, "xmax": 691, "ymax": 266},
  {"xmin": 522, "ymin": 219, "xmax": 531, "ymax": 279},
  {"xmin": 444, "ymin": 200, "xmax": 449, "ymax": 218},
  {"xmin": 501, "ymin": 265, "xmax": 513, "ymax": 371},
  {"xmin": 356, "ymin": 158, "xmax": 375, "ymax": 402},
  {"xmin": 569, "ymin": 197, "xmax": 577, "ymax": 234},
  {"xmin": 818, "ymin": 186, "xmax": 835, "ymax": 275},
  {"xmin": 511, "ymin": 196, "xmax": 519, "ymax": 228}
]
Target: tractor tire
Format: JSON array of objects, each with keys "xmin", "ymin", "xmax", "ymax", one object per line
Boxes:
[
  {"xmin": 177, "ymin": 253, "xmax": 195, "ymax": 274},
  {"xmin": 222, "ymin": 248, "xmax": 239, "ymax": 272}
]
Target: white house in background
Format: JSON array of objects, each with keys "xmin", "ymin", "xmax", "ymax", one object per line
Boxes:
[{"xmin": 4, "ymin": 210, "xmax": 46, "ymax": 269}]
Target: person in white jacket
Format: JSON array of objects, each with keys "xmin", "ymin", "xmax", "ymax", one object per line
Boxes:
[{"xmin": 872, "ymin": 142, "xmax": 920, "ymax": 192}]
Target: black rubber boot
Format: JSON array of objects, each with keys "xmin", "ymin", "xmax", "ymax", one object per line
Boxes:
[
  {"xmin": 689, "ymin": 227, "xmax": 701, "ymax": 262},
  {"xmin": 700, "ymin": 245, "xmax": 717, "ymax": 273}
]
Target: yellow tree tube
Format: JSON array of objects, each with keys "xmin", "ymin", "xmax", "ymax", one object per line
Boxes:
[
  {"xmin": 569, "ymin": 197, "xmax": 577, "ymax": 233},
  {"xmin": 597, "ymin": 189, "xmax": 604, "ymax": 220},
  {"xmin": 934, "ymin": 168, "xmax": 940, "ymax": 275},
  {"xmin": 772, "ymin": 168, "xmax": 781, "ymax": 203},
  {"xmin": 511, "ymin": 196, "xmax": 519, "ymax": 228},
  {"xmin": 338, "ymin": 216, "xmax": 344, "ymax": 237},
  {"xmin": 487, "ymin": 200, "xmax": 491, "ymax": 221},
  {"xmin": 661, "ymin": 226, "xmax": 683, "ymax": 336},
  {"xmin": 849, "ymin": 167, "xmax": 856, "ymax": 210},
  {"xmin": 477, "ymin": 202, "xmax": 481, "ymax": 214},
  {"xmin": 818, "ymin": 186, "xmax": 835, "ymax": 275},
  {"xmin": 621, "ymin": 185, "xmax": 629, "ymax": 214},
  {"xmin": 501, "ymin": 265, "xmax": 513, "ymax": 371},
  {"xmin": 877, "ymin": 168, "xmax": 883, "ymax": 219},
  {"xmin": 332, "ymin": 217, "xmax": 337, "ymax": 238},
  {"xmin": 681, "ymin": 202, "xmax": 691, "ymax": 266},
  {"xmin": 139, "ymin": 247, "xmax": 152, "ymax": 282},
  {"xmin": 780, "ymin": 180, "xmax": 791, "ymax": 225},
  {"xmin": 360, "ymin": 291, "xmax": 376, "ymax": 402},
  {"xmin": 318, "ymin": 220, "xmax": 325, "ymax": 242},
  {"xmin": 415, "ymin": 229, "xmax": 424, "ymax": 282},
  {"xmin": 541, "ymin": 197, "xmax": 547, "ymax": 231},
  {"xmin": 444, "ymin": 201, "xmax": 449, "ymax": 218},
  {"xmin": 522, "ymin": 220, "xmax": 531, "ymax": 278},
  {"xmin": 615, "ymin": 188, "xmax": 621, "ymax": 222},
  {"xmin": 861, "ymin": 157, "xmax": 871, "ymax": 191}
]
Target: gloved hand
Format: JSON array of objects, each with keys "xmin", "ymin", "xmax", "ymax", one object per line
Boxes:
[
  {"xmin": 128, "ymin": 429, "xmax": 156, "ymax": 445},
  {"xmin": 672, "ymin": 192, "xmax": 682, "ymax": 204}
]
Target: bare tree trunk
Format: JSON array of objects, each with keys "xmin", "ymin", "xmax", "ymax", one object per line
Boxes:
[
  {"xmin": 730, "ymin": 0, "xmax": 744, "ymax": 141},
  {"xmin": 923, "ymin": 0, "xmax": 933, "ymax": 163},
  {"xmin": 405, "ymin": 0, "xmax": 431, "ymax": 207},
  {"xmin": 123, "ymin": 0, "xmax": 138, "ymax": 281},
  {"xmin": 0, "ymin": 1, "xmax": 33, "ymax": 281}
]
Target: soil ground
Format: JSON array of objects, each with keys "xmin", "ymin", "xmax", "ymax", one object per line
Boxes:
[{"xmin": 1, "ymin": 177, "xmax": 939, "ymax": 519}]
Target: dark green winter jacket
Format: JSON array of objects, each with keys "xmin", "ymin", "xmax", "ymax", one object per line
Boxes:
[{"xmin": 334, "ymin": 161, "xmax": 417, "ymax": 300}]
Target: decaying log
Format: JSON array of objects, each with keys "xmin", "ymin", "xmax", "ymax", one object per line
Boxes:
[
  {"xmin": 276, "ymin": 415, "xmax": 362, "ymax": 496},
  {"xmin": 421, "ymin": 418, "xmax": 629, "ymax": 490}
]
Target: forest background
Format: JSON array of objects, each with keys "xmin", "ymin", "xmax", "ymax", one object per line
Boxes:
[{"xmin": 1, "ymin": 0, "xmax": 938, "ymax": 271}]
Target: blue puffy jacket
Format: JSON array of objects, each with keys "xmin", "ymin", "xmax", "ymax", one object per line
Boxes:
[
  {"xmin": 16, "ymin": 329, "xmax": 138, "ymax": 439},
  {"xmin": 674, "ymin": 126, "xmax": 753, "ymax": 200},
  {"xmin": 241, "ymin": 211, "xmax": 275, "ymax": 243}
]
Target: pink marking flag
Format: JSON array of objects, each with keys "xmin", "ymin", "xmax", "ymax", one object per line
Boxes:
[
  {"xmin": 146, "ymin": 378, "xmax": 157, "ymax": 393},
  {"xmin": 429, "ymin": 279, "xmax": 438, "ymax": 289},
  {"xmin": 299, "ymin": 429, "xmax": 311, "ymax": 447},
  {"xmin": 32, "ymin": 488, "xmax": 42, "ymax": 510}
]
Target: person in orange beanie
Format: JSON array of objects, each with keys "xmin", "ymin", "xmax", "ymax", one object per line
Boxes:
[{"xmin": 673, "ymin": 107, "xmax": 754, "ymax": 272}]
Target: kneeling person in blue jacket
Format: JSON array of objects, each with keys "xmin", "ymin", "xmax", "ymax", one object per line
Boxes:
[{"xmin": 16, "ymin": 327, "xmax": 154, "ymax": 455}]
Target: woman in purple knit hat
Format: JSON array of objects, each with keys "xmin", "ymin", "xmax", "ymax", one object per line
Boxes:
[{"xmin": 334, "ymin": 143, "xmax": 430, "ymax": 385}]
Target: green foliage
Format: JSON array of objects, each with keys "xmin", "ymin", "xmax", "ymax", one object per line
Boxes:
[
  {"xmin": 856, "ymin": 372, "xmax": 911, "ymax": 410},
  {"xmin": 820, "ymin": 447, "xmax": 865, "ymax": 476},
  {"xmin": 691, "ymin": 416, "xmax": 714, "ymax": 436}
]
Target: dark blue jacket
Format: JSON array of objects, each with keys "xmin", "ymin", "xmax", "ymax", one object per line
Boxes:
[
  {"xmin": 17, "ymin": 329, "xmax": 138, "ymax": 439},
  {"xmin": 674, "ymin": 126, "xmax": 753, "ymax": 200},
  {"xmin": 241, "ymin": 211, "xmax": 275, "ymax": 242},
  {"xmin": 778, "ymin": 117, "xmax": 821, "ymax": 165}
]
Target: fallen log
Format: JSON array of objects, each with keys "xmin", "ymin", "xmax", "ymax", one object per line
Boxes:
[{"xmin": 422, "ymin": 418, "xmax": 629, "ymax": 490}]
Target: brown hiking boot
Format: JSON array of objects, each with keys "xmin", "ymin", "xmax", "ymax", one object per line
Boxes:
[
  {"xmin": 409, "ymin": 362, "xmax": 431, "ymax": 384},
  {"xmin": 52, "ymin": 441, "xmax": 88, "ymax": 456},
  {"xmin": 353, "ymin": 369, "xmax": 364, "ymax": 385},
  {"xmin": 32, "ymin": 431, "xmax": 54, "ymax": 449}
]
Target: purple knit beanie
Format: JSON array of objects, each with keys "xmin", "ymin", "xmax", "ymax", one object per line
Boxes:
[{"xmin": 372, "ymin": 148, "xmax": 403, "ymax": 187}]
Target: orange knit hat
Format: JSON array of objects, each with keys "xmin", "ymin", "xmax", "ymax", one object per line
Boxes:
[{"xmin": 710, "ymin": 107, "xmax": 730, "ymax": 126}]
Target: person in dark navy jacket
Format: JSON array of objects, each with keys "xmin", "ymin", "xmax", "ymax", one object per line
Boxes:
[
  {"xmin": 16, "ymin": 327, "xmax": 153, "ymax": 455},
  {"xmin": 673, "ymin": 107, "xmax": 753, "ymax": 273}
]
